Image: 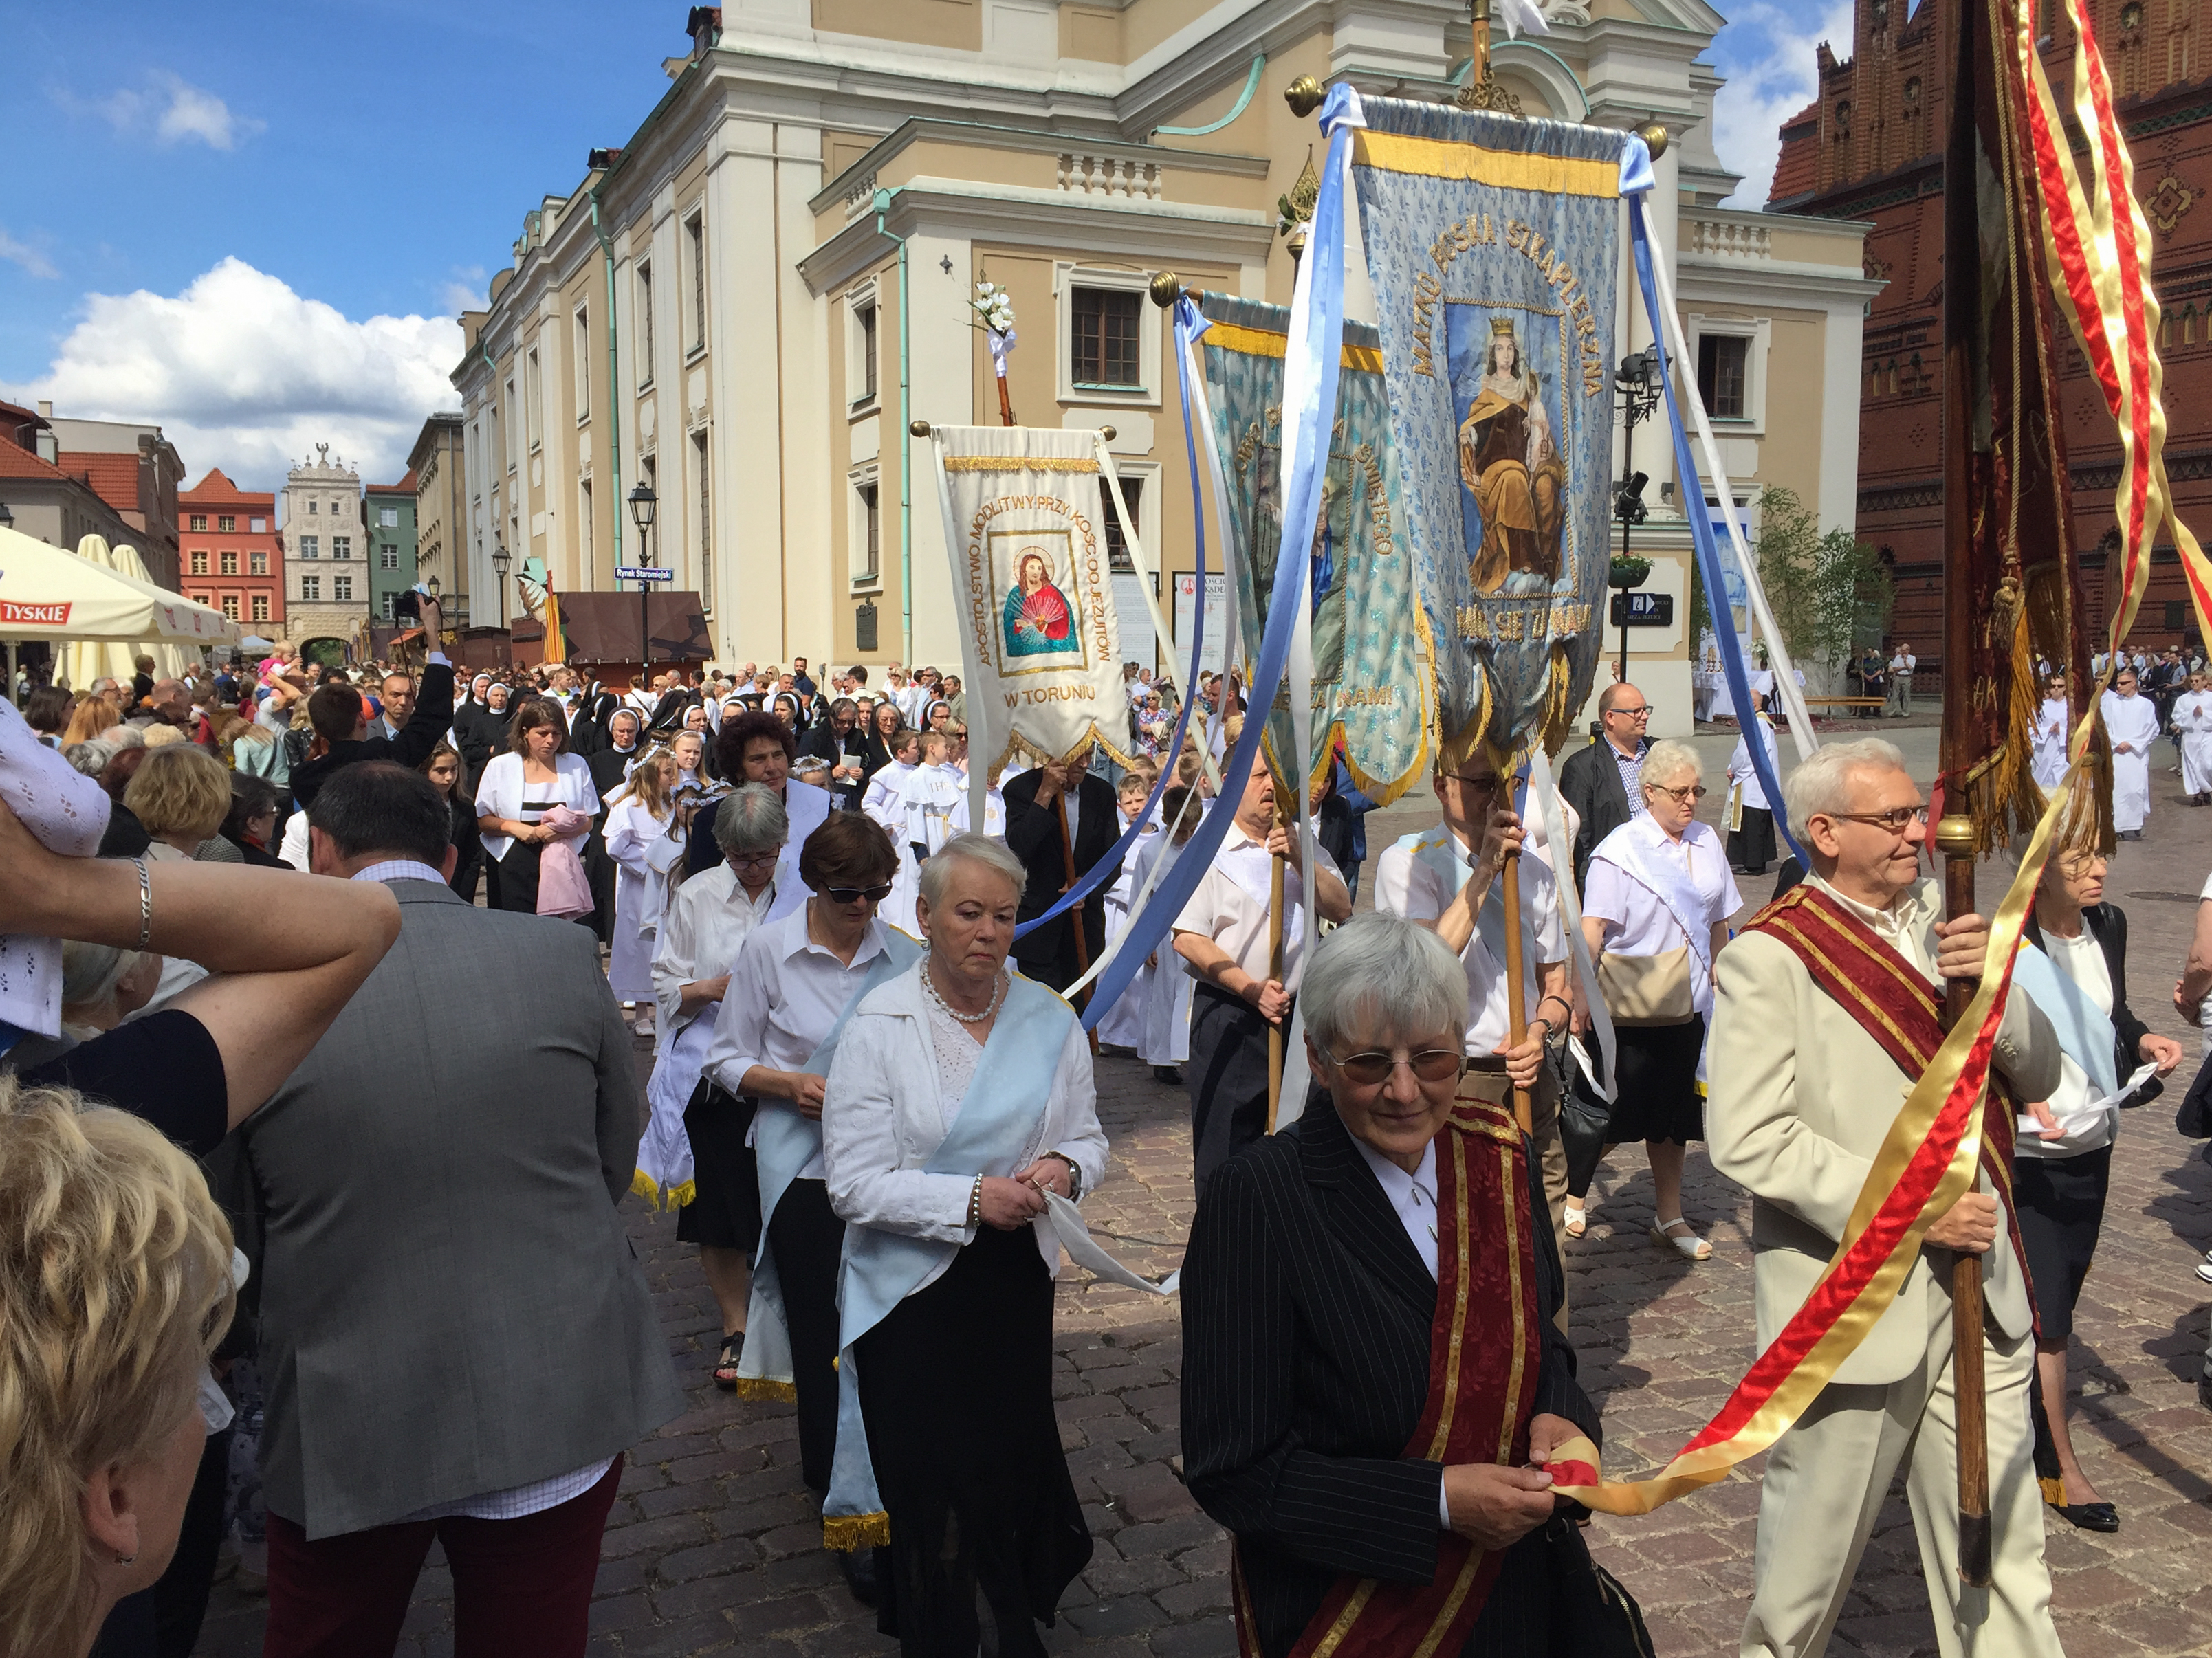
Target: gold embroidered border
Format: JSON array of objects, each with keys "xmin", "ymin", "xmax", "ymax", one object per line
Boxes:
[
  {"xmin": 1496, "ymin": 1143, "xmax": 1526, "ymax": 1466},
  {"xmin": 941, "ymin": 456, "xmax": 1100, "ymax": 473},
  {"xmin": 1352, "ymin": 131, "xmax": 1619, "ymax": 199},
  {"xmin": 1204, "ymin": 320, "xmax": 1387, "ymax": 375}
]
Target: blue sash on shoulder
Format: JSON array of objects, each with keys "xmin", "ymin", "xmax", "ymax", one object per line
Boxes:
[
  {"xmin": 822, "ymin": 973, "xmax": 1077, "ymax": 1548},
  {"xmin": 2012, "ymin": 941, "xmax": 2118, "ymax": 1099}
]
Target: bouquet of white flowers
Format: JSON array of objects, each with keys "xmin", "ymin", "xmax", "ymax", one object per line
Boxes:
[{"xmin": 973, "ymin": 274, "xmax": 1019, "ymax": 422}]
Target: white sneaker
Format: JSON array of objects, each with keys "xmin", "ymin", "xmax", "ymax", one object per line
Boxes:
[{"xmin": 2196, "ymin": 1259, "xmax": 2212, "ymax": 1285}]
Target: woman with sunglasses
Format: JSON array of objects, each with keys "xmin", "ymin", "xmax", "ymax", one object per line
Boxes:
[
  {"xmin": 637, "ymin": 784, "xmax": 790, "ymax": 1389},
  {"xmin": 699, "ymin": 810, "xmax": 911, "ymax": 1605},
  {"xmin": 1577, "ymin": 738, "xmax": 1740, "ymax": 1259},
  {"xmin": 822, "ymin": 834, "xmax": 1108, "ymax": 1655}
]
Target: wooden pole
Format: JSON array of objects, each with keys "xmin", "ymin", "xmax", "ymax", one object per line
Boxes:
[
  {"xmin": 1266, "ymin": 844, "xmax": 1287, "ymax": 1131},
  {"xmin": 1500, "ymin": 848, "xmax": 1533, "ymax": 1134},
  {"xmin": 1053, "ymin": 792, "xmax": 1098, "ymax": 1048},
  {"xmin": 996, "ymin": 368, "xmax": 1016, "ymax": 428},
  {"xmin": 1938, "ymin": 0, "xmax": 1993, "ymax": 1590}
]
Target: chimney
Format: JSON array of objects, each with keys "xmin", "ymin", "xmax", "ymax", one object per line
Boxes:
[
  {"xmin": 36, "ymin": 429, "xmax": 57, "ymax": 465},
  {"xmin": 36, "ymin": 400, "xmax": 52, "ymax": 419}
]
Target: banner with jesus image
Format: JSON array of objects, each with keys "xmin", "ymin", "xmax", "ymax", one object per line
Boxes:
[
  {"xmin": 932, "ymin": 424, "xmax": 1133, "ymax": 772},
  {"xmin": 1350, "ymin": 98, "xmax": 1634, "ymax": 759}
]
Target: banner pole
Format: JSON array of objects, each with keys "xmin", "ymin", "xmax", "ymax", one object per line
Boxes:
[
  {"xmin": 1500, "ymin": 850, "xmax": 1533, "ymax": 1134},
  {"xmin": 1054, "ymin": 793, "xmax": 1098, "ymax": 1049},
  {"xmin": 1266, "ymin": 845, "xmax": 1287, "ymax": 1131}
]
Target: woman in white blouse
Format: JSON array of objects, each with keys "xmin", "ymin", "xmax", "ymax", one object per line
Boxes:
[
  {"xmin": 1578, "ymin": 740, "xmax": 1740, "ymax": 1261},
  {"xmin": 637, "ymin": 785, "xmax": 789, "ymax": 1388},
  {"xmin": 474, "ymin": 698, "xmax": 600, "ymax": 914},
  {"xmin": 604, "ymin": 747, "xmax": 683, "ymax": 1034},
  {"xmin": 822, "ymin": 834, "xmax": 1106, "ymax": 1655}
]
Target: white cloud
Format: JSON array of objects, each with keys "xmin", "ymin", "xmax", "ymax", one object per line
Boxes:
[
  {"xmin": 3, "ymin": 258, "xmax": 461, "ymax": 489},
  {"xmin": 1710, "ymin": 1, "xmax": 1852, "ymax": 210},
  {"xmin": 57, "ymin": 72, "xmax": 263, "ymax": 151},
  {"xmin": 0, "ymin": 229, "xmax": 58, "ymax": 280},
  {"xmin": 439, "ymin": 265, "xmax": 490, "ymax": 318}
]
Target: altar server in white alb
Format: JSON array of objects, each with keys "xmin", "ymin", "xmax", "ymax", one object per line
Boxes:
[
  {"xmin": 2030, "ymin": 672, "xmax": 2072, "ymax": 791},
  {"xmin": 1095, "ymin": 771, "xmax": 1161, "ymax": 1052},
  {"xmin": 2100, "ymin": 665, "xmax": 2161, "ymax": 839},
  {"xmin": 1137, "ymin": 784, "xmax": 1204, "ymax": 1085},
  {"xmin": 2173, "ymin": 667, "xmax": 2212, "ymax": 805}
]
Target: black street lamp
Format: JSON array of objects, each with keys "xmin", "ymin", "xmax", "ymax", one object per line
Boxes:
[
  {"xmin": 1612, "ymin": 349, "xmax": 1669, "ymax": 684},
  {"xmin": 628, "ymin": 484, "xmax": 658, "ymax": 684},
  {"xmin": 491, "ymin": 540, "xmax": 512, "ymax": 629}
]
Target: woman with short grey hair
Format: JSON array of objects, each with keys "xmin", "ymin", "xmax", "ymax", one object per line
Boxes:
[
  {"xmin": 821, "ymin": 830, "xmax": 1106, "ymax": 1655},
  {"xmin": 1576, "ymin": 738, "xmax": 1740, "ymax": 1258},
  {"xmin": 1181, "ymin": 914, "xmax": 1606, "ymax": 1655},
  {"xmin": 637, "ymin": 782, "xmax": 790, "ymax": 1386}
]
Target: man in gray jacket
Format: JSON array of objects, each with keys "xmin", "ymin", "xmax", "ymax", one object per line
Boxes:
[{"xmin": 241, "ymin": 761, "xmax": 682, "ymax": 1656}]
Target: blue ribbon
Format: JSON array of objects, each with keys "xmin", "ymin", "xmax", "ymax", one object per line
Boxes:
[
  {"xmin": 1076, "ymin": 83, "xmax": 1361, "ymax": 1028},
  {"xmin": 1010, "ymin": 308, "xmax": 1210, "ymax": 943},
  {"xmin": 1627, "ymin": 197, "xmax": 1807, "ymax": 868}
]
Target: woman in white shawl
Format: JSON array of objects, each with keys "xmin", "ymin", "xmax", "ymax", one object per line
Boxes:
[
  {"xmin": 2173, "ymin": 668, "xmax": 2212, "ymax": 804},
  {"xmin": 2100, "ymin": 665, "xmax": 2160, "ymax": 839},
  {"xmin": 604, "ymin": 747, "xmax": 685, "ymax": 1035},
  {"xmin": 636, "ymin": 784, "xmax": 788, "ymax": 1390},
  {"xmin": 1579, "ymin": 740, "xmax": 1740, "ymax": 1261}
]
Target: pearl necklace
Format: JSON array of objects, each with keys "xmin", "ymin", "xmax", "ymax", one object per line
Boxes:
[{"xmin": 923, "ymin": 962, "xmax": 1007, "ymax": 1024}]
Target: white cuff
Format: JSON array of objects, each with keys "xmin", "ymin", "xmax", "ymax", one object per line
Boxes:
[
  {"xmin": 428, "ymin": 651, "xmax": 450, "ymax": 667},
  {"xmin": 1438, "ymin": 1472, "xmax": 1452, "ymax": 1530}
]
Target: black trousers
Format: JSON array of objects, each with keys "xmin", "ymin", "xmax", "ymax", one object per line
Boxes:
[
  {"xmin": 767, "ymin": 1177, "xmax": 845, "ymax": 1495},
  {"xmin": 1188, "ymin": 983, "xmax": 1304, "ymax": 1201}
]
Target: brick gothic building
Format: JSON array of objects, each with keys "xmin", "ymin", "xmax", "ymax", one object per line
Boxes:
[{"xmin": 1772, "ymin": 0, "xmax": 2212, "ymax": 678}]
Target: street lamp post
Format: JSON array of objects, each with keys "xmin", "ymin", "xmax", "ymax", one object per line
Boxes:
[
  {"xmin": 1612, "ymin": 349, "xmax": 1667, "ymax": 684},
  {"xmin": 492, "ymin": 540, "xmax": 512, "ymax": 630},
  {"xmin": 628, "ymin": 483, "xmax": 657, "ymax": 689}
]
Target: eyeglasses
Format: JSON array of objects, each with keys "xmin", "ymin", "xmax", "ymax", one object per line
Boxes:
[
  {"xmin": 1447, "ymin": 773, "xmax": 1502, "ymax": 793},
  {"xmin": 1326, "ymin": 1046, "xmax": 1466, "ymax": 1085},
  {"xmin": 824, "ymin": 883, "xmax": 895, "ymax": 905},
  {"xmin": 1608, "ymin": 704, "xmax": 1654, "ymax": 718},
  {"xmin": 1825, "ymin": 804, "xmax": 1930, "ymax": 834},
  {"xmin": 1646, "ymin": 782, "xmax": 1707, "ymax": 803},
  {"xmin": 729, "ymin": 850, "xmax": 782, "ymax": 870}
]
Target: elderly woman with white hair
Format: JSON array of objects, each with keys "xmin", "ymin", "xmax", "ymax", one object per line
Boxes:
[
  {"xmin": 822, "ymin": 832, "xmax": 1108, "ymax": 1658},
  {"xmin": 1181, "ymin": 913, "xmax": 1606, "ymax": 1657},
  {"xmin": 1577, "ymin": 737, "xmax": 1740, "ymax": 1259}
]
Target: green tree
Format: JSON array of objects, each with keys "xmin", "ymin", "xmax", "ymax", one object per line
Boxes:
[{"xmin": 1751, "ymin": 485, "xmax": 1893, "ymax": 688}]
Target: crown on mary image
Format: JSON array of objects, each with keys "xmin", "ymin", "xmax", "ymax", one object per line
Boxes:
[{"xmin": 1490, "ymin": 316, "xmax": 1518, "ymax": 336}]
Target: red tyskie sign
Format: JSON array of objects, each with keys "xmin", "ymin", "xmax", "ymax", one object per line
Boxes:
[{"xmin": 0, "ymin": 600, "xmax": 70, "ymax": 626}]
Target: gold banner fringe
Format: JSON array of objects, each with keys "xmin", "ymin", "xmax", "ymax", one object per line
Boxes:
[
  {"xmin": 823, "ymin": 1512, "xmax": 891, "ymax": 1551},
  {"xmin": 733, "ymin": 1377, "xmax": 798, "ymax": 1404}
]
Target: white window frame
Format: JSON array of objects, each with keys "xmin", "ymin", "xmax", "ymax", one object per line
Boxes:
[
  {"xmin": 846, "ymin": 278, "xmax": 881, "ymax": 411},
  {"xmin": 1055, "ymin": 264, "xmax": 1162, "ymax": 409},
  {"xmin": 578, "ymin": 478, "xmax": 595, "ymax": 573},
  {"xmin": 1097, "ymin": 459, "xmax": 1160, "ymax": 575},
  {"xmin": 379, "ymin": 505, "xmax": 399, "ymax": 529},
  {"xmin": 1683, "ymin": 313, "xmax": 1771, "ymax": 435},
  {"xmin": 574, "ymin": 305, "xmax": 591, "ymax": 425},
  {"xmin": 333, "ymin": 574, "xmax": 353, "ymax": 602},
  {"xmin": 848, "ymin": 463, "xmax": 882, "ymax": 590},
  {"xmin": 635, "ymin": 261, "xmax": 655, "ymax": 388},
  {"xmin": 691, "ymin": 429, "xmax": 713, "ymax": 613},
  {"xmin": 298, "ymin": 535, "xmax": 318, "ymax": 560},
  {"xmin": 300, "ymin": 574, "xmax": 320, "ymax": 601}
]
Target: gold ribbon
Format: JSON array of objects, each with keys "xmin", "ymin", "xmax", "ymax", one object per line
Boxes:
[{"xmin": 1350, "ymin": 131, "xmax": 1619, "ymax": 199}]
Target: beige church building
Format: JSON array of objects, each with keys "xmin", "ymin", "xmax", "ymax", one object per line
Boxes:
[{"xmin": 450, "ymin": 0, "xmax": 1874, "ymax": 735}]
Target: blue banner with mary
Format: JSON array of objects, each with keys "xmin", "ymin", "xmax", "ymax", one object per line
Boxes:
[{"xmin": 1349, "ymin": 98, "xmax": 1634, "ymax": 761}]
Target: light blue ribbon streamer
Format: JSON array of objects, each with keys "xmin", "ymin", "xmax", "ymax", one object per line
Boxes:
[
  {"xmin": 1078, "ymin": 84, "xmax": 1362, "ymax": 1027},
  {"xmin": 1011, "ymin": 301, "xmax": 1210, "ymax": 951},
  {"xmin": 2011, "ymin": 942, "xmax": 2119, "ymax": 1099},
  {"xmin": 1625, "ymin": 193, "xmax": 1806, "ymax": 868},
  {"xmin": 824, "ymin": 976, "xmax": 1077, "ymax": 1529}
]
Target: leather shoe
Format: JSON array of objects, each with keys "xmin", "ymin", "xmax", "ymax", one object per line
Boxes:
[
  {"xmin": 2198, "ymin": 1371, "xmax": 2212, "ymax": 1413},
  {"xmin": 837, "ymin": 1545, "xmax": 879, "ymax": 1607},
  {"xmin": 2048, "ymin": 1499, "xmax": 2121, "ymax": 1533}
]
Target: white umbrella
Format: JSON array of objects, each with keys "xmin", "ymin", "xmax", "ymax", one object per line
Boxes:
[
  {"xmin": 62, "ymin": 535, "xmax": 215, "ymax": 687},
  {"xmin": 0, "ymin": 527, "xmax": 235, "ymax": 693}
]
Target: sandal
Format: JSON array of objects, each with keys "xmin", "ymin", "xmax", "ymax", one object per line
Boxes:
[
  {"xmin": 1563, "ymin": 1206, "xmax": 1588, "ymax": 1239},
  {"xmin": 1652, "ymin": 1218, "xmax": 1712, "ymax": 1261},
  {"xmin": 713, "ymin": 1331, "xmax": 744, "ymax": 1391}
]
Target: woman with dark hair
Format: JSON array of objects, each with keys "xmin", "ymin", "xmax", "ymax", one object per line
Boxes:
[
  {"xmin": 220, "ymin": 773, "xmax": 287, "ymax": 867},
  {"xmin": 772, "ymin": 692, "xmax": 804, "ymax": 733},
  {"xmin": 682, "ymin": 709, "xmax": 831, "ymax": 907},
  {"xmin": 419, "ymin": 740, "xmax": 485, "ymax": 899},
  {"xmin": 473, "ymin": 698, "xmax": 601, "ymax": 914},
  {"xmin": 23, "ymin": 684, "xmax": 72, "ymax": 746}
]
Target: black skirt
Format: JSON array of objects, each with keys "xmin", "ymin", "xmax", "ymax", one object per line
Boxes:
[
  {"xmin": 2015, "ymin": 1144, "xmax": 2112, "ymax": 1343},
  {"xmin": 855, "ymin": 1223, "xmax": 1092, "ymax": 1658},
  {"xmin": 676, "ymin": 1083, "xmax": 761, "ymax": 1254},
  {"xmin": 1604, "ymin": 1017, "xmax": 1705, "ymax": 1147},
  {"xmin": 494, "ymin": 837, "xmax": 542, "ymax": 913},
  {"xmin": 1729, "ymin": 806, "xmax": 1777, "ymax": 875}
]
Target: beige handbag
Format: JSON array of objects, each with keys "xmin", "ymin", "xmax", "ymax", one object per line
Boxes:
[{"xmin": 1597, "ymin": 947, "xmax": 1696, "ymax": 1026}]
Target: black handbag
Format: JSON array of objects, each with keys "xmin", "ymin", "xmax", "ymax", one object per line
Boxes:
[
  {"xmin": 1545, "ymin": 1514, "xmax": 1654, "ymax": 1656},
  {"xmin": 1555, "ymin": 1039, "xmax": 1613, "ymax": 1197},
  {"xmin": 2176, "ymin": 1048, "xmax": 2212, "ymax": 1163}
]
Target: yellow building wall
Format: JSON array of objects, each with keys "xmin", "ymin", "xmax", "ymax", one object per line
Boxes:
[{"xmin": 813, "ymin": 0, "xmax": 981, "ymax": 52}]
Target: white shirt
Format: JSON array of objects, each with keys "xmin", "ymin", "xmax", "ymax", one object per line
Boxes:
[
  {"xmin": 1350, "ymin": 1134, "xmax": 1440, "ymax": 1279},
  {"xmin": 1584, "ymin": 819, "xmax": 1740, "ymax": 956},
  {"xmin": 1172, "ymin": 820, "xmax": 1344, "ymax": 991},
  {"xmin": 863, "ymin": 760, "xmax": 917, "ymax": 826},
  {"xmin": 650, "ymin": 865, "xmax": 779, "ymax": 1038},
  {"xmin": 474, "ymin": 751, "xmax": 600, "ymax": 861},
  {"xmin": 2018, "ymin": 926, "xmax": 2118, "ymax": 1160},
  {"xmin": 705, "ymin": 907, "xmax": 897, "ymax": 1180},
  {"xmin": 1374, "ymin": 827, "xmax": 1566, "ymax": 1056}
]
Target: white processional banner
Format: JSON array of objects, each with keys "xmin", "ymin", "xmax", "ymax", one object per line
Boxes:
[{"xmin": 936, "ymin": 424, "xmax": 1133, "ymax": 771}]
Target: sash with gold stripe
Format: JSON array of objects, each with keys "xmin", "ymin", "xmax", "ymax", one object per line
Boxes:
[{"xmin": 1232, "ymin": 1099, "xmax": 1540, "ymax": 1658}]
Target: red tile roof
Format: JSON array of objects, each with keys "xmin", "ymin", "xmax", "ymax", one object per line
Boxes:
[
  {"xmin": 366, "ymin": 467, "xmax": 418, "ymax": 494},
  {"xmin": 181, "ymin": 467, "xmax": 274, "ymax": 507},
  {"xmin": 0, "ymin": 439, "xmax": 69, "ymax": 480},
  {"xmin": 56, "ymin": 451, "xmax": 142, "ymax": 513},
  {"xmin": 1767, "ymin": 96, "xmax": 1822, "ymax": 207}
]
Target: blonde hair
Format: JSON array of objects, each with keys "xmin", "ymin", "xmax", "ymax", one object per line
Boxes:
[
  {"xmin": 1636, "ymin": 738, "xmax": 1702, "ymax": 794},
  {"xmin": 138, "ymin": 725, "xmax": 187, "ymax": 751},
  {"xmin": 59, "ymin": 696, "xmax": 123, "ymax": 749},
  {"xmin": 0, "ymin": 1076, "xmax": 235, "ymax": 1654},
  {"xmin": 122, "ymin": 744, "xmax": 230, "ymax": 841},
  {"xmin": 610, "ymin": 747, "xmax": 678, "ymax": 820}
]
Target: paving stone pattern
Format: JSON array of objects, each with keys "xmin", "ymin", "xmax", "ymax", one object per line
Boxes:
[{"xmin": 195, "ymin": 728, "xmax": 2212, "ymax": 1657}]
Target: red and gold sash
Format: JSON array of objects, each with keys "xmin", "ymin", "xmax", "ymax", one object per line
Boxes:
[{"xmin": 1233, "ymin": 1099, "xmax": 1540, "ymax": 1658}]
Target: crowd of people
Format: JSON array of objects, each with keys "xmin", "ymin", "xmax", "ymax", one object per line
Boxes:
[{"xmin": 8, "ymin": 613, "xmax": 2212, "ymax": 1658}]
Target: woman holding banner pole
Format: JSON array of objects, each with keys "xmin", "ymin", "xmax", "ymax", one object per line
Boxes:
[
  {"xmin": 822, "ymin": 834, "xmax": 1106, "ymax": 1658},
  {"xmin": 1579, "ymin": 740, "xmax": 1739, "ymax": 1261}
]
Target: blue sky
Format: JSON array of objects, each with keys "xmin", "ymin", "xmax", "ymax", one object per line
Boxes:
[{"xmin": 0, "ymin": 0, "xmax": 1843, "ymax": 492}]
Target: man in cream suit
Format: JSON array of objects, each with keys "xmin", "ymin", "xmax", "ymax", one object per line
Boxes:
[{"xmin": 1708, "ymin": 737, "xmax": 2064, "ymax": 1658}]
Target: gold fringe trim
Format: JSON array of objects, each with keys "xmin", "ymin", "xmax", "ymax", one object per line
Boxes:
[
  {"xmin": 1438, "ymin": 665, "xmax": 1493, "ymax": 774},
  {"xmin": 733, "ymin": 1377, "xmax": 797, "ymax": 1404},
  {"xmin": 823, "ymin": 1512, "xmax": 891, "ymax": 1551},
  {"xmin": 1351, "ymin": 131, "xmax": 1620, "ymax": 198},
  {"xmin": 941, "ymin": 455, "xmax": 1098, "ymax": 473},
  {"xmin": 1538, "ymin": 643, "xmax": 1575, "ymax": 759},
  {"xmin": 2039, "ymin": 1475, "xmax": 2067, "ymax": 1507},
  {"xmin": 1200, "ymin": 320, "xmax": 1387, "ymax": 374},
  {"xmin": 629, "ymin": 1167, "xmax": 661, "ymax": 1208}
]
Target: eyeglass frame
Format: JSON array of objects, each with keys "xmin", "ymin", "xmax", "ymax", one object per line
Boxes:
[
  {"xmin": 1644, "ymin": 780, "xmax": 1707, "ymax": 804},
  {"xmin": 1818, "ymin": 804, "xmax": 1931, "ymax": 835},
  {"xmin": 822, "ymin": 883, "xmax": 895, "ymax": 905},
  {"xmin": 1323, "ymin": 1045, "xmax": 1467, "ymax": 1086},
  {"xmin": 1606, "ymin": 701, "xmax": 1655, "ymax": 720}
]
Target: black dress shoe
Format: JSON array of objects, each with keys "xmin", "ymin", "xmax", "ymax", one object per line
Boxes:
[
  {"xmin": 2198, "ymin": 1370, "xmax": 2212, "ymax": 1413},
  {"xmin": 837, "ymin": 1545, "xmax": 879, "ymax": 1606},
  {"xmin": 2048, "ymin": 1499, "xmax": 2121, "ymax": 1533},
  {"xmin": 1152, "ymin": 1065, "xmax": 1183, "ymax": 1085}
]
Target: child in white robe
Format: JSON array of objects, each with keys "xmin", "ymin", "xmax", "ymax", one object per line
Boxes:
[
  {"xmin": 1139, "ymin": 784, "xmax": 1206, "ymax": 1083},
  {"xmin": 1095, "ymin": 770, "xmax": 1159, "ymax": 1051},
  {"xmin": 2174, "ymin": 670, "xmax": 2212, "ymax": 804}
]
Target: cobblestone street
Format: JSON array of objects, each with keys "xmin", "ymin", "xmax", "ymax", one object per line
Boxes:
[{"xmin": 195, "ymin": 722, "xmax": 2212, "ymax": 1657}]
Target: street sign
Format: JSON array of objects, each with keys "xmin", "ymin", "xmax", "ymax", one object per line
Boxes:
[
  {"xmin": 615, "ymin": 564, "xmax": 675, "ymax": 584},
  {"xmin": 1609, "ymin": 590, "xmax": 1673, "ymax": 627}
]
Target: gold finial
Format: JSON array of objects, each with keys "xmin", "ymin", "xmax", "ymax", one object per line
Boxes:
[
  {"xmin": 909, "ymin": 420, "xmax": 932, "ymax": 438},
  {"xmin": 1285, "ymin": 147, "xmax": 1322, "ymax": 228},
  {"xmin": 1100, "ymin": 425, "xmax": 1117, "ymax": 441},
  {"xmin": 1638, "ymin": 122, "xmax": 1670, "ymax": 162},
  {"xmin": 1455, "ymin": 0, "xmax": 1522, "ymax": 115},
  {"xmin": 1148, "ymin": 271, "xmax": 1183, "ymax": 309},
  {"xmin": 1285, "ymin": 76, "xmax": 1324, "ymax": 118}
]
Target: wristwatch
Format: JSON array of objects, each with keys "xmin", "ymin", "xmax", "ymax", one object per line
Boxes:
[{"xmin": 1042, "ymin": 1149, "xmax": 1083, "ymax": 1201}]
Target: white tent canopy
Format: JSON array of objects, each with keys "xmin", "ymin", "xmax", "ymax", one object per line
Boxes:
[{"xmin": 0, "ymin": 529, "xmax": 234, "ymax": 682}]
